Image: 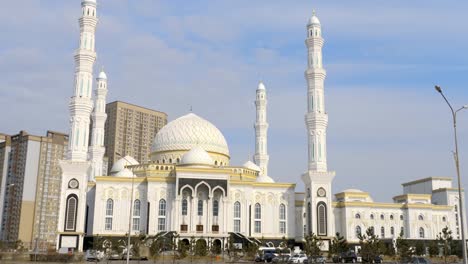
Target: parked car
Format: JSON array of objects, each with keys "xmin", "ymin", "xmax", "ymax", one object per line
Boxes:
[
  {"xmin": 410, "ymin": 257, "xmax": 431, "ymax": 264},
  {"xmin": 333, "ymin": 251, "xmax": 359, "ymax": 263},
  {"xmin": 108, "ymin": 252, "xmax": 121, "ymax": 260},
  {"xmin": 289, "ymin": 253, "xmax": 308, "ymax": 263},
  {"xmin": 273, "ymin": 254, "xmax": 291, "ymax": 263},
  {"xmin": 304, "ymin": 255, "xmax": 326, "ymax": 263},
  {"xmin": 362, "ymin": 254, "xmax": 383, "ymax": 263},
  {"xmin": 256, "ymin": 252, "xmax": 275, "ymax": 262},
  {"xmin": 85, "ymin": 250, "xmax": 103, "ymax": 261}
]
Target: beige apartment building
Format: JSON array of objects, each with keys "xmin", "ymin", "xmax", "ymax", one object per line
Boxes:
[
  {"xmin": 0, "ymin": 131, "xmax": 68, "ymax": 250},
  {"xmin": 104, "ymin": 101, "xmax": 167, "ymax": 174}
]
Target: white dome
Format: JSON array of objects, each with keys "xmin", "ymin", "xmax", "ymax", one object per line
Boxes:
[
  {"xmin": 258, "ymin": 81, "xmax": 266, "ymax": 90},
  {"xmin": 110, "ymin": 156, "xmax": 139, "ymax": 173},
  {"xmin": 342, "ymin": 188, "xmax": 364, "ymax": 193},
  {"xmin": 181, "ymin": 146, "xmax": 214, "ymax": 166},
  {"xmin": 114, "ymin": 168, "xmax": 134, "ymax": 177},
  {"xmin": 257, "ymin": 175, "xmax": 275, "ymax": 183},
  {"xmin": 98, "ymin": 71, "xmax": 107, "ymax": 80},
  {"xmin": 243, "ymin": 161, "xmax": 260, "ymax": 171},
  {"xmin": 152, "ymin": 113, "xmax": 229, "ymax": 157},
  {"xmin": 307, "ymin": 11, "xmax": 321, "ymax": 26}
]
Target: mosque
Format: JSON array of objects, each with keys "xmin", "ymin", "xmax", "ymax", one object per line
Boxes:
[{"xmin": 56, "ymin": 0, "xmax": 465, "ymax": 252}]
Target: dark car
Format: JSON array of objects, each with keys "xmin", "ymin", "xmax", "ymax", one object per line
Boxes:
[
  {"xmin": 333, "ymin": 252, "xmax": 358, "ymax": 263},
  {"xmin": 304, "ymin": 255, "xmax": 326, "ymax": 263},
  {"xmin": 256, "ymin": 252, "xmax": 275, "ymax": 263},
  {"xmin": 362, "ymin": 255, "xmax": 383, "ymax": 263}
]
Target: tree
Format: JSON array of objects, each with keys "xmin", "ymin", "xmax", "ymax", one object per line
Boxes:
[
  {"xmin": 358, "ymin": 227, "xmax": 383, "ymax": 262},
  {"xmin": 330, "ymin": 232, "xmax": 348, "ymax": 256},
  {"xmin": 195, "ymin": 238, "xmax": 207, "ymax": 256},
  {"xmin": 396, "ymin": 232, "xmax": 414, "ymax": 262},
  {"xmin": 227, "ymin": 235, "xmax": 239, "ymax": 261},
  {"xmin": 428, "ymin": 240, "xmax": 439, "ymax": 257},
  {"xmin": 437, "ymin": 226, "xmax": 453, "ymax": 264},
  {"xmin": 414, "ymin": 241, "xmax": 425, "ymax": 256},
  {"xmin": 304, "ymin": 233, "xmax": 323, "ymax": 257},
  {"xmin": 177, "ymin": 240, "xmax": 189, "ymax": 259}
]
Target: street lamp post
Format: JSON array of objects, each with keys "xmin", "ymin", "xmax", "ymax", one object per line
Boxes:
[{"xmin": 435, "ymin": 85, "xmax": 468, "ymax": 264}]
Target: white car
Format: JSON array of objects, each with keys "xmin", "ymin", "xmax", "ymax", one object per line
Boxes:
[{"xmin": 289, "ymin": 253, "xmax": 308, "ymax": 263}]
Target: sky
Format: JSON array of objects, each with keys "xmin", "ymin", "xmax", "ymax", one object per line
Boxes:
[{"xmin": 1, "ymin": 0, "xmax": 468, "ymax": 202}]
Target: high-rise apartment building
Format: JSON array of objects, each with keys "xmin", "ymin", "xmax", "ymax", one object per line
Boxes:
[
  {"xmin": 0, "ymin": 131, "xmax": 68, "ymax": 249},
  {"xmin": 104, "ymin": 101, "xmax": 167, "ymax": 173}
]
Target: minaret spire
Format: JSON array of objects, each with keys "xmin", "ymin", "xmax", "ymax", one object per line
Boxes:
[
  {"xmin": 88, "ymin": 69, "xmax": 108, "ymax": 180},
  {"xmin": 254, "ymin": 81, "xmax": 269, "ymax": 176},
  {"xmin": 67, "ymin": 0, "xmax": 98, "ymax": 161}
]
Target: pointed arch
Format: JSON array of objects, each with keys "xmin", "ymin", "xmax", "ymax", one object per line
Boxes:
[
  {"xmin": 317, "ymin": 202, "xmax": 327, "ymax": 236},
  {"xmin": 64, "ymin": 194, "xmax": 78, "ymax": 231}
]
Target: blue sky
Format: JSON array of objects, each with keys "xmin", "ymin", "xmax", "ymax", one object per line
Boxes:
[{"xmin": 1, "ymin": 0, "xmax": 468, "ymax": 202}]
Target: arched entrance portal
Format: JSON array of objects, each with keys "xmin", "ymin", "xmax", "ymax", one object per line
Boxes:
[{"xmin": 212, "ymin": 239, "xmax": 222, "ymax": 254}]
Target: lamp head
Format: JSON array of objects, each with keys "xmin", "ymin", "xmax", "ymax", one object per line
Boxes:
[{"xmin": 435, "ymin": 85, "xmax": 442, "ymax": 93}]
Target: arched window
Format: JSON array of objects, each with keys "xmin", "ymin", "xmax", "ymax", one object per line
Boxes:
[
  {"xmin": 234, "ymin": 202, "xmax": 241, "ymax": 232},
  {"xmin": 381, "ymin": 226, "xmax": 385, "ymax": 238},
  {"xmin": 254, "ymin": 203, "xmax": 261, "ymax": 233},
  {"xmin": 65, "ymin": 194, "xmax": 78, "ymax": 231},
  {"xmin": 355, "ymin": 213, "xmax": 361, "ymax": 219},
  {"xmin": 380, "ymin": 214, "xmax": 384, "ymax": 220},
  {"xmin": 214, "ymin": 161, "xmax": 218, "ymax": 166},
  {"xmin": 307, "ymin": 202, "xmax": 312, "ymax": 234},
  {"xmin": 370, "ymin": 226, "xmax": 375, "ymax": 235},
  {"xmin": 105, "ymin": 199, "xmax": 113, "ymax": 230},
  {"xmin": 132, "ymin": 200, "xmax": 141, "ymax": 231},
  {"xmin": 390, "ymin": 215, "xmax": 394, "ymax": 220},
  {"xmin": 400, "ymin": 215, "xmax": 404, "ymax": 221},
  {"xmin": 198, "ymin": 200, "xmax": 203, "ymax": 216},
  {"xmin": 370, "ymin": 214, "xmax": 374, "ymax": 220},
  {"xmin": 169, "ymin": 158, "xmax": 172, "ymax": 163},
  {"xmin": 442, "ymin": 216, "xmax": 446, "ymax": 222},
  {"xmin": 176, "ymin": 158, "xmax": 180, "ymax": 163},
  {"xmin": 158, "ymin": 199, "xmax": 166, "ymax": 231},
  {"xmin": 182, "ymin": 199, "xmax": 188, "ymax": 216},
  {"xmin": 418, "ymin": 215, "xmax": 424, "ymax": 221},
  {"xmin": 390, "ymin": 226, "xmax": 395, "ymax": 236},
  {"xmin": 213, "ymin": 200, "xmax": 219, "ymax": 217},
  {"xmin": 419, "ymin": 227, "xmax": 425, "ymax": 238},
  {"xmin": 279, "ymin": 204, "xmax": 286, "ymax": 234},
  {"xmin": 401, "ymin": 227, "xmax": 404, "ymax": 236},
  {"xmin": 356, "ymin": 226, "xmax": 362, "ymax": 238},
  {"xmin": 317, "ymin": 202, "xmax": 327, "ymax": 236}
]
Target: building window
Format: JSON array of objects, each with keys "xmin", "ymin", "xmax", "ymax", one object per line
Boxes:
[
  {"xmin": 213, "ymin": 200, "xmax": 219, "ymax": 217},
  {"xmin": 419, "ymin": 227, "xmax": 425, "ymax": 238},
  {"xmin": 158, "ymin": 199, "xmax": 166, "ymax": 231},
  {"xmin": 355, "ymin": 213, "xmax": 361, "ymax": 219},
  {"xmin": 418, "ymin": 215, "xmax": 424, "ymax": 221},
  {"xmin": 65, "ymin": 194, "xmax": 78, "ymax": 231},
  {"xmin": 234, "ymin": 202, "xmax": 241, "ymax": 232},
  {"xmin": 356, "ymin": 226, "xmax": 361, "ymax": 238},
  {"xmin": 317, "ymin": 202, "xmax": 327, "ymax": 236},
  {"xmin": 442, "ymin": 216, "xmax": 446, "ymax": 222},
  {"xmin": 254, "ymin": 203, "xmax": 261, "ymax": 233},
  {"xmin": 380, "ymin": 214, "xmax": 384, "ymax": 220},
  {"xmin": 182, "ymin": 199, "xmax": 188, "ymax": 216},
  {"xmin": 400, "ymin": 215, "xmax": 404, "ymax": 221},
  {"xmin": 279, "ymin": 203, "xmax": 286, "ymax": 234},
  {"xmin": 390, "ymin": 215, "xmax": 394, "ymax": 220},
  {"xmin": 370, "ymin": 214, "xmax": 374, "ymax": 220},
  {"xmin": 401, "ymin": 227, "xmax": 404, "ymax": 236},
  {"xmin": 132, "ymin": 199, "xmax": 141, "ymax": 231},
  {"xmin": 105, "ymin": 199, "xmax": 113, "ymax": 231},
  {"xmin": 198, "ymin": 200, "xmax": 203, "ymax": 216},
  {"xmin": 390, "ymin": 226, "xmax": 395, "ymax": 236},
  {"xmin": 381, "ymin": 226, "xmax": 385, "ymax": 238}
]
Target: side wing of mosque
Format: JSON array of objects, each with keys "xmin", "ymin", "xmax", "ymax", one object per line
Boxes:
[{"xmin": 56, "ymin": 0, "xmax": 465, "ymax": 252}]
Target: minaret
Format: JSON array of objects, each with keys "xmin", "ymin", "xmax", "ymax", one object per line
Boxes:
[
  {"xmin": 302, "ymin": 10, "xmax": 335, "ymax": 240},
  {"xmin": 305, "ymin": 10, "xmax": 328, "ymax": 172},
  {"xmin": 254, "ymin": 81, "xmax": 269, "ymax": 176},
  {"xmin": 88, "ymin": 70, "xmax": 108, "ymax": 180},
  {"xmin": 67, "ymin": 0, "xmax": 98, "ymax": 161}
]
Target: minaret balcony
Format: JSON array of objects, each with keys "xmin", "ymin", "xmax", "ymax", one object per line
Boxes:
[
  {"xmin": 305, "ymin": 37, "xmax": 324, "ymax": 47},
  {"xmin": 305, "ymin": 68, "xmax": 327, "ymax": 78}
]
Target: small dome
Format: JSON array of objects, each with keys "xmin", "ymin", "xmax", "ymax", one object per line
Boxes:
[
  {"xmin": 181, "ymin": 146, "xmax": 214, "ymax": 166},
  {"xmin": 82, "ymin": 0, "xmax": 97, "ymax": 5},
  {"xmin": 258, "ymin": 81, "xmax": 266, "ymax": 90},
  {"xmin": 98, "ymin": 71, "xmax": 107, "ymax": 80},
  {"xmin": 243, "ymin": 161, "xmax": 261, "ymax": 172},
  {"xmin": 110, "ymin": 156, "xmax": 139, "ymax": 174},
  {"xmin": 342, "ymin": 188, "xmax": 364, "ymax": 193},
  {"xmin": 307, "ymin": 10, "xmax": 321, "ymax": 26},
  {"xmin": 114, "ymin": 168, "xmax": 134, "ymax": 177},
  {"xmin": 257, "ymin": 175, "xmax": 275, "ymax": 183}
]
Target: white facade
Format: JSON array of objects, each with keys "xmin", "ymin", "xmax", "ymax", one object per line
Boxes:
[{"xmin": 55, "ymin": 2, "xmax": 466, "ymax": 252}]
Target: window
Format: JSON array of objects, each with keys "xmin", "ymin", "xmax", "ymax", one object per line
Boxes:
[
  {"xmin": 400, "ymin": 215, "xmax": 404, "ymax": 221},
  {"xmin": 254, "ymin": 203, "xmax": 261, "ymax": 233},
  {"xmin": 355, "ymin": 213, "xmax": 361, "ymax": 219},
  {"xmin": 198, "ymin": 200, "xmax": 203, "ymax": 216},
  {"xmin": 182, "ymin": 199, "xmax": 188, "ymax": 216},
  {"xmin": 279, "ymin": 204, "xmax": 286, "ymax": 234},
  {"xmin": 390, "ymin": 215, "xmax": 394, "ymax": 220},
  {"xmin": 65, "ymin": 195, "xmax": 78, "ymax": 231},
  {"xmin": 401, "ymin": 227, "xmax": 404, "ymax": 236},
  {"xmin": 369, "ymin": 226, "xmax": 375, "ymax": 235},
  {"xmin": 370, "ymin": 214, "xmax": 374, "ymax": 220},
  {"xmin": 317, "ymin": 202, "xmax": 327, "ymax": 236},
  {"xmin": 380, "ymin": 214, "xmax": 384, "ymax": 220},
  {"xmin": 418, "ymin": 215, "xmax": 424, "ymax": 221},
  {"xmin": 356, "ymin": 226, "xmax": 362, "ymax": 237},
  {"xmin": 158, "ymin": 199, "xmax": 166, "ymax": 231},
  {"xmin": 390, "ymin": 227, "xmax": 395, "ymax": 236},
  {"xmin": 442, "ymin": 216, "xmax": 446, "ymax": 222},
  {"xmin": 132, "ymin": 200, "xmax": 141, "ymax": 231},
  {"xmin": 234, "ymin": 202, "xmax": 241, "ymax": 232},
  {"xmin": 213, "ymin": 200, "xmax": 219, "ymax": 217},
  {"xmin": 105, "ymin": 199, "xmax": 113, "ymax": 231},
  {"xmin": 419, "ymin": 227, "xmax": 425, "ymax": 238},
  {"xmin": 381, "ymin": 227, "xmax": 385, "ymax": 238}
]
